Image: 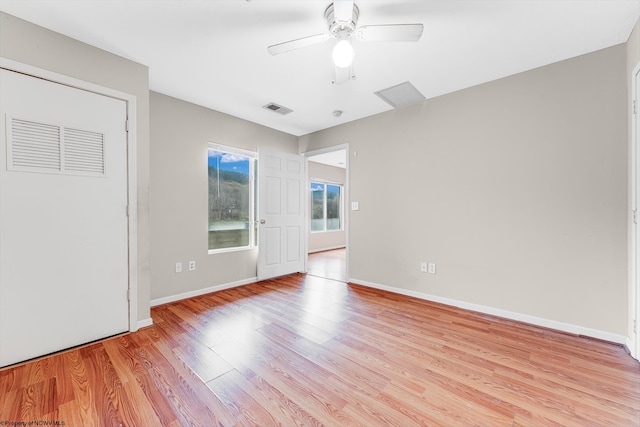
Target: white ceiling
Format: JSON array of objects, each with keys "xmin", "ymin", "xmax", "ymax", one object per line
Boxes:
[
  {"xmin": 309, "ymin": 149, "xmax": 347, "ymax": 169},
  {"xmin": 1, "ymin": 1, "xmax": 638, "ymax": 137}
]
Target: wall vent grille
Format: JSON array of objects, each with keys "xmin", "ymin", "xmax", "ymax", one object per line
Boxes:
[
  {"xmin": 10, "ymin": 118, "xmax": 61, "ymax": 171},
  {"xmin": 64, "ymin": 127, "xmax": 105, "ymax": 174},
  {"xmin": 8, "ymin": 116, "xmax": 106, "ymax": 177}
]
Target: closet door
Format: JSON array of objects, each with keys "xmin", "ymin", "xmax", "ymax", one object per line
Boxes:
[{"xmin": 0, "ymin": 69, "xmax": 129, "ymax": 367}]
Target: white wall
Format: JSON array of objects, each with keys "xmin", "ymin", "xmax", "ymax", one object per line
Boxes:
[
  {"xmin": 300, "ymin": 45, "xmax": 628, "ymax": 338},
  {"xmin": 0, "ymin": 12, "xmax": 152, "ymax": 323},
  {"xmin": 308, "ymin": 161, "xmax": 347, "ymax": 252},
  {"xmin": 149, "ymin": 92, "xmax": 298, "ymax": 303}
]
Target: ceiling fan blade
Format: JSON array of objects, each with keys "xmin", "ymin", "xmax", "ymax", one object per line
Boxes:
[
  {"xmin": 267, "ymin": 33, "xmax": 331, "ymax": 56},
  {"xmin": 334, "ymin": 0, "xmax": 354, "ymax": 23},
  {"xmin": 355, "ymin": 24, "xmax": 424, "ymax": 42}
]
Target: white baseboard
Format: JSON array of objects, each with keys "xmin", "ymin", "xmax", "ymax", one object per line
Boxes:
[
  {"xmin": 625, "ymin": 337, "xmax": 637, "ymax": 360},
  {"xmin": 150, "ymin": 277, "xmax": 258, "ymax": 307},
  {"xmin": 136, "ymin": 318, "xmax": 153, "ymax": 330},
  {"xmin": 349, "ymin": 278, "xmax": 627, "ymax": 345}
]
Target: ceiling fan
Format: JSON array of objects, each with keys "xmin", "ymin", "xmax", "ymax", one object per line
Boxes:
[{"xmin": 267, "ymin": 0, "xmax": 424, "ymax": 84}]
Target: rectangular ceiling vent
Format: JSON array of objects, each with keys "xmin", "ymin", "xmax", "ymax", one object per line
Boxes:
[
  {"xmin": 374, "ymin": 81, "xmax": 425, "ymax": 109},
  {"xmin": 263, "ymin": 102, "xmax": 293, "ymax": 116}
]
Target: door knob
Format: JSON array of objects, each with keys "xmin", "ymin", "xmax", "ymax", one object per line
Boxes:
[{"xmin": 259, "ymin": 219, "xmax": 266, "ymax": 224}]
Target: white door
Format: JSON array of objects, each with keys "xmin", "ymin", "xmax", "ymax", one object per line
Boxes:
[
  {"xmin": 0, "ymin": 69, "xmax": 130, "ymax": 367},
  {"xmin": 257, "ymin": 149, "xmax": 305, "ymax": 280}
]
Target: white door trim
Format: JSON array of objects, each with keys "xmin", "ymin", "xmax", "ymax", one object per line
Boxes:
[
  {"xmin": 304, "ymin": 143, "xmax": 350, "ymax": 282},
  {"xmin": 632, "ymin": 61, "xmax": 640, "ymax": 361},
  {"xmin": 0, "ymin": 57, "xmax": 140, "ymax": 332}
]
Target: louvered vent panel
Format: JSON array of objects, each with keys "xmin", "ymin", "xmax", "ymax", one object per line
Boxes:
[
  {"xmin": 64, "ymin": 128, "xmax": 105, "ymax": 174},
  {"xmin": 10, "ymin": 118, "xmax": 61, "ymax": 171}
]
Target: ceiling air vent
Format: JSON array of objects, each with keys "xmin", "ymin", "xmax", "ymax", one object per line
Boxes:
[
  {"xmin": 374, "ymin": 81, "xmax": 425, "ymax": 109},
  {"xmin": 263, "ymin": 102, "xmax": 293, "ymax": 115}
]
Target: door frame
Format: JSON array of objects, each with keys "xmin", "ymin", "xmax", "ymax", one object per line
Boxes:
[
  {"xmin": 0, "ymin": 58, "xmax": 140, "ymax": 332},
  {"xmin": 632, "ymin": 61, "xmax": 640, "ymax": 361},
  {"xmin": 304, "ymin": 143, "xmax": 350, "ymax": 282}
]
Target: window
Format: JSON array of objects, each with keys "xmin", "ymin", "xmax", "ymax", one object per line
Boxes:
[
  {"xmin": 208, "ymin": 144, "xmax": 256, "ymax": 251},
  {"xmin": 310, "ymin": 181, "xmax": 342, "ymax": 232}
]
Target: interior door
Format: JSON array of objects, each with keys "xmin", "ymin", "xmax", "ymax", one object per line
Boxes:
[
  {"xmin": 257, "ymin": 149, "xmax": 305, "ymax": 280},
  {"xmin": 0, "ymin": 69, "xmax": 130, "ymax": 367}
]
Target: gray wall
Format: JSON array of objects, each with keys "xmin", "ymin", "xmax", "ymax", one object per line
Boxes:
[
  {"xmin": 0, "ymin": 12, "xmax": 152, "ymax": 323},
  {"xmin": 300, "ymin": 44, "xmax": 628, "ymax": 336},
  {"xmin": 308, "ymin": 161, "xmax": 347, "ymax": 252},
  {"xmin": 149, "ymin": 92, "xmax": 298, "ymax": 302}
]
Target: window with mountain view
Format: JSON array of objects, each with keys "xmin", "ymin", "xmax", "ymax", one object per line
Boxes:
[
  {"xmin": 208, "ymin": 145, "xmax": 256, "ymax": 251},
  {"xmin": 311, "ymin": 182, "xmax": 342, "ymax": 232}
]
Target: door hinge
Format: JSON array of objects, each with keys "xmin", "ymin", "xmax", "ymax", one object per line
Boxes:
[
  {"xmin": 127, "ymin": 289, "xmax": 130, "ymax": 301},
  {"xmin": 634, "ymin": 100, "xmax": 637, "ymax": 116},
  {"xmin": 125, "ymin": 119, "xmax": 129, "ymax": 132},
  {"xmin": 634, "ymin": 210, "xmax": 638, "ymax": 225}
]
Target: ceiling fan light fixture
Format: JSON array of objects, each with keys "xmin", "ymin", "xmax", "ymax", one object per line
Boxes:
[
  {"xmin": 267, "ymin": 1, "xmax": 423, "ymax": 84},
  {"xmin": 332, "ymin": 39, "xmax": 354, "ymax": 68}
]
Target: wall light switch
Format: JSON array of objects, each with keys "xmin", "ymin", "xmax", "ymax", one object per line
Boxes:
[
  {"xmin": 420, "ymin": 262, "xmax": 428, "ymax": 272},
  {"xmin": 351, "ymin": 201, "xmax": 359, "ymax": 211},
  {"xmin": 175, "ymin": 262, "xmax": 183, "ymax": 273}
]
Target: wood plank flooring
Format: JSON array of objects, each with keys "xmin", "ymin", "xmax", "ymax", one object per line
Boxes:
[{"xmin": 1, "ymin": 273, "xmax": 639, "ymax": 426}]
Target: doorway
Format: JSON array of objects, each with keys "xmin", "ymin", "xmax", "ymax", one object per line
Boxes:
[{"xmin": 305, "ymin": 145, "xmax": 349, "ymax": 282}]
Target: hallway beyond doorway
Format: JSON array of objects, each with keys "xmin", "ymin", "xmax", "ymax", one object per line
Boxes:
[{"xmin": 307, "ymin": 248, "xmax": 346, "ymax": 282}]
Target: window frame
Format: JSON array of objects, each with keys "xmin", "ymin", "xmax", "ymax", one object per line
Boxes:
[
  {"xmin": 207, "ymin": 143, "xmax": 257, "ymax": 254},
  {"xmin": 310, "ymin": 180, "xmax": 344, "ymax": 233}
]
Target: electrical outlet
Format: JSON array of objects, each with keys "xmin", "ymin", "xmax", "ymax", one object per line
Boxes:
[
  {"xmin": 420, "ymin": 262, "xmax": 428, "ymax": 272},
  {"xmin": 188, "ymin": 260, "xmax": 196, "ymax": 271},
  {"xmin": 175, "ymin": 262, "xmax": 183, "ymax": 273},
  {"xmin": 428, "ymin": 263, "xmax": 436, "ymax": 274}
]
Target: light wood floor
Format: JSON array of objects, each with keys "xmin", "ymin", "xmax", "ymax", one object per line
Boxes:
[
  {"xmin": 1, "ymin": 273, "xmax": 639, "ymax": 426},
  {"xmin": 307, "ymin": 248, "xmax": 347, "ymax": 282}
]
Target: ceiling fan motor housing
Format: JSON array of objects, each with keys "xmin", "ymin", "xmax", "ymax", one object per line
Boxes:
[{"xmin": 325, "ymin": 3, "xmax": 359, "ymax": 38}]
